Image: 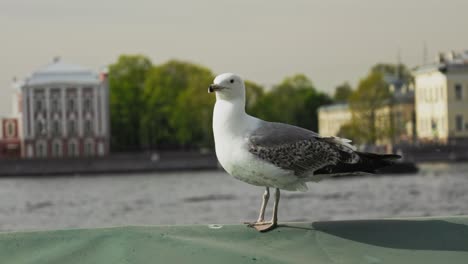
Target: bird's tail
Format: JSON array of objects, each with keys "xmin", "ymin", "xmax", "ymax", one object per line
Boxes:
[
  {"xmin": 309, "ymin": 152, "xmax": 401, "ymax": 180},
  {"xmin": 354, "ymin": 152, "xmax": 401, "ymax": 173}
]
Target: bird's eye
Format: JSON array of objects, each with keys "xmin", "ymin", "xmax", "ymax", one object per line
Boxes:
[{"xmin": 230, "ymin": 79, "xmax": 234, "ymax": 83}]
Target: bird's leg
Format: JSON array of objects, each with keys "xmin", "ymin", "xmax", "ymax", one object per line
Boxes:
[
  {"xmin": 257, "ymin": 187, "xmax": 270, "ymax": 222},
  {"xmin": 254, "ymin": 188, "xmax": 280, "ymax": 232},
  {"xmin": 245, "ymin": 187, "xmax": 270, "ymax": 227}
]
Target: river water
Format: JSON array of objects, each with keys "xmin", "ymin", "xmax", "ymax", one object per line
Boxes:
[{"xmin": 1, "ymin": 162, "xmax": 468, "ymax": 232}]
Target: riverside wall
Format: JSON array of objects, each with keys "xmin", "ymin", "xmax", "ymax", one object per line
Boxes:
[
  {"xmin": 395, "ymin": 144, "xmax": 468, "ymax": 163},
  {"xmin": 1, "ymin": 145, "xmax": 466, "ymax": 177},
  {"xmin": 0, "ymin": 152, "xmax": 219, "ymax": 176}
]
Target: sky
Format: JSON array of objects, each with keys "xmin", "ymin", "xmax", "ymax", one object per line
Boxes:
[{"xmin": 1, "ymin": 0, "xmax": 467, "ymax": 116}]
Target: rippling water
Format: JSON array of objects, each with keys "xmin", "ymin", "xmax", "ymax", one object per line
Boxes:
[{"xmin": 1, "ymin": 162, "xmax": 468, "ymax": 232}]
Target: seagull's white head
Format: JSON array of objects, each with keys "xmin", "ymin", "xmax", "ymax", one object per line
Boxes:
[{"xmin": 209, "ymin": 73, "xmax": 245, "ymax": 101}]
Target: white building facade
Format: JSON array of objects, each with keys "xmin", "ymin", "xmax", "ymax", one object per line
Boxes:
[
  {"xmin": 413, "ymin": 50, "xmax": 468, "ymax": 144},
  {"xmin": 17, "ymin": 59, "xmax": 110, "ymax": 158},
  {"xmin": 318, "ymin": 103, "xmax": 351, "ymax": 137}
]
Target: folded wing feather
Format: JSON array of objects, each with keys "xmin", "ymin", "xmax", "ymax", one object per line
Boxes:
[{"xmin": 247, "ymin": 121, "xmax": 360, "ymax": 177}]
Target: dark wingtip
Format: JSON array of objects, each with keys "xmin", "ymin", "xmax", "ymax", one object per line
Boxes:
[
  {"xmin": 358, "ymin": 152, "xmax": 401, "ymax": 160},
  {"xmin": 382, "ymin": 154, "xmax": 402, "ymax": 161},
  {"xmin": 356, "ymin": 152, "xmax": 402, "ymax": 169},
  {"xmin": 314, "ymin": 152, "xmax": 402, "ymax": 176}
]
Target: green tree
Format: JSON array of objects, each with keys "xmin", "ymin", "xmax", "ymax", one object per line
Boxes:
[
  {"xmin": 349, "ymin": 71, "xmax": 391, "ymax": 144},
  {"xmin": 108, "ymin": 55, "xmax": 152, "ymax": 151},
  {"xmin": 302, "ymin": 92, "xmax": 333, "ymax": 132},
  {"xmin": 252, "ymin": 74, "xmax": 332, "ymax": 132},
  {"xmin": 244, "ymin": 80, "xmax": 265, "ymax": 116},
  {"xmin": 170, "ymin": 69, "xmax": 215, "ymax": 148},
  {"xmin": 337, "ymin": 121, "xmax": 362, "ymax": 142},
  {"xmin": 142, "ymin": 60, "xmax": 215, "ymax": 149},
  {"xmin": 333, "ymin": 82, "xmax": 353, "ymax": 102}
]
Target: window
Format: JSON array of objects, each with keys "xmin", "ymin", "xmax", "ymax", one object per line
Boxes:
[
  {"xmin": 54, "ymin": 143, "xmax": 59, "ymax": 156},
  {"xmin": 52, "ymin": 142, "xmax": 62, "ymax": 157},
  {"xmin": 52, "ymin": 121, "xmax": 60, "ymax": 136},
  {"xmin": 456, "ymin": 115, "xmax": 463, "ymax": 132},
  {"xmin": 84, "ymin": 141, "xmax": 94, "ymax": 156},
  {"xmin": 51, "ymin": 99, "xmax": 59, "ymax": 112},
  {"xmin": 38, "ymin": 144, "xmax": 44, "ymax": 157},
  {"xmin": 68, "ymin": 98, "xmax": 75, "ymax": 112},
  {"xmin": 35, "ymin": 100, "xmax": 43, "ymax": 112},
  {"xmin": 7, "ymin": 122, "xmax": 14, "ymax": 137},
  {"xmin": 68, "ymin": 120, "xmax": 76, "ymax": 135},
  {"xmin": 84, "ymin": 120, "xmax": 93, "ymax": 135},
  {"xmin": 84, "ymin": 98, "xmax": 92, "ymax": 111},
  {"xmin": 68, "ymin": 141, "xmax": 79, "ymax": 157},
  {"xmin": 455, "ymin": 84, "xmax": 463, "ymax": 100},
  {"xmin": 36, "ymin": 121, "xmax": 45, "ymax": 136},
  {"xmin": 36, "ymin": 141, "xmax": 47, "ymax": 158}
]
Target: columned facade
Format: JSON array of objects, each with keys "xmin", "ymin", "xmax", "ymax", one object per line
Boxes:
[{"xmin": 19, "ymin": 60, "xmax": 110, "ymax": 158}]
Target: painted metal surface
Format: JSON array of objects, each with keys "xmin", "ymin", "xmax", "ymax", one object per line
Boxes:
[{"xmin": 1, "ymin": 216, "xmax": 468, "ymax": 264}]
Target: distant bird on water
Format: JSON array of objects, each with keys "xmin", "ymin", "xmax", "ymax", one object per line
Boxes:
[{"xmin": 209, "ymin": 73, "xmax": 401, "ymax": 232}]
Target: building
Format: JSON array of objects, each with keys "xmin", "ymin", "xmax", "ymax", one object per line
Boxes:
[
  {"xmin": 413, "ymin": 50, "xmax": 468, "ymax": 144},
  {"xmin": 0, "ymin": 118, "xmax": 21, "ymax": 158},
  {"xmin": 318, "ymin": 103, "xmax": 351, "ymax": 137},
  {"xmin": 15, "ymin": 58, "xmax": 110, "ymax": 158},
  {"xmin": 376, "ymin": 81, "xmax": 416, "ymax": 145},
  {"xmin": 318, "ymin": 78, "xmax": 415, "ymax": 145}
]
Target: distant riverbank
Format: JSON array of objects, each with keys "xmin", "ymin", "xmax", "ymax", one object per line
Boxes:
[
  {"xmin": 2, "ymin": 146, "xmax": 466, "ymax": 176},
  {"xmin": 0, "ymin": 152, "xmax": 218, "ymax": 177}
]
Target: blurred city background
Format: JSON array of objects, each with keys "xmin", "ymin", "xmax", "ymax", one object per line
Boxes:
[{"xmin": 1, "ymin": 0, "xmax": 468, "ymax": 231}]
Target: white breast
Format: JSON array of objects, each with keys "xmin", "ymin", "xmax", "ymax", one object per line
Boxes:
[
  {"xmin": 212, "ymin": 99, "xmax": 256, "ymax": 174},
  {"xmin": 212, "ymin": 100, "xmax": 301, "ymax": 190}
]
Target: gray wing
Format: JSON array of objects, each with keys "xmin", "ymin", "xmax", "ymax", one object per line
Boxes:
[{"xmin": 248, "ymin": 121, "xmax": 358, "ymax": 176}]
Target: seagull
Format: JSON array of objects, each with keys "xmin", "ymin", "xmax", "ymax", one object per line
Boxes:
[{"xmin": 209, "ymin": 73, "xmax": 401, "ymax": 232}]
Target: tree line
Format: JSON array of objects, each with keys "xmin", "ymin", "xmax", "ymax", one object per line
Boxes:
[
  {"xmin": 333, "ymin": 63, "xmax": 413, "ymax": 145},
  {"xmin": 109, "ymin": 54, "xmax": 411, "ymax": 151},
  {"xmin": 109, "ymin": 55, "xmax": 333, "ymax": 151}
]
